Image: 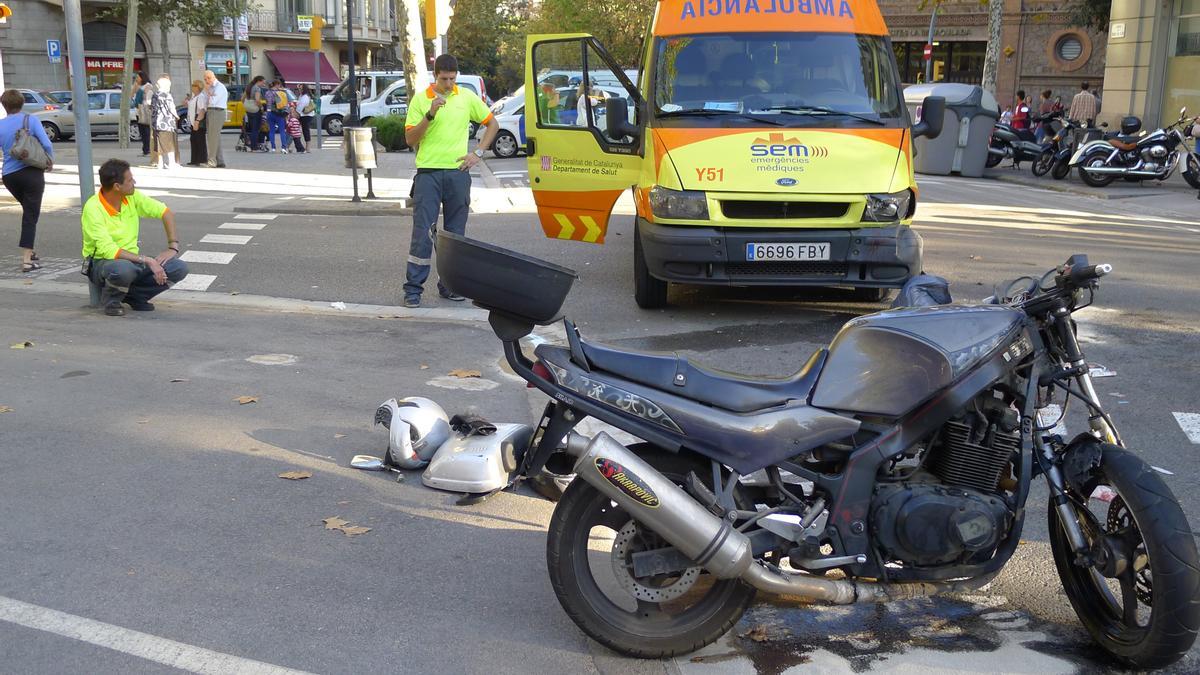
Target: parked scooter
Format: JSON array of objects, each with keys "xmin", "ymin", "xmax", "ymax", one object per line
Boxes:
[
  {"xmin": 1036, "ymin": 117, "xmax": 1096, "ymax": 180},
  {"xmin": 436, "ymin": 232, "xmax": 1200, "ymax": 669},
  {"xmin": 987, "ymin": 112, "xmax": 1056, "ymax": 170},
  {"xmin": 1069, "ymin": 107, "xmax": 1196, "ymax": 187}
]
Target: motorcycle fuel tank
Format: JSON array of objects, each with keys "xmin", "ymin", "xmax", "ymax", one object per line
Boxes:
[{"xmin": 811, "ymin": 305, "xmax": 1024, "ymax": 417}]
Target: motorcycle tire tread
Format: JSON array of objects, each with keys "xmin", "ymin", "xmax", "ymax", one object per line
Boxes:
[
  {"xmin": 546, "ymin": 448, "xmax": 757, "ymax": 658},
  {"xmin": 1049, "ymin": 445, "xmax": 1200, "ymax": 670}
]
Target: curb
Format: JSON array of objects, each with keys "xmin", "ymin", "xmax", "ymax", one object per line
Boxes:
[
  {"xmin": 978, "ymin": 170, "xmax": 1189, "ymax": 201},
  {"xmin": 234, "ymin": 198, "xmax": 412, "ymax": 217},
  {"xmin": 0, "ymin": 278, "xmax": 489, "ymax": 325},
  {"xmin": 477, "ymin": 158, "xmax": 503, "ymax": 190}
]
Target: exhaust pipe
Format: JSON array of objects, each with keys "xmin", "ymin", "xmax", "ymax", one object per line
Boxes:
[
  {"xmin": 1082, "ymin": 166, "xmax": 1159, "ymax": 176},
  {"xmin": 566, "ymin": 433, "xmax": 998, "ymax": 604}
]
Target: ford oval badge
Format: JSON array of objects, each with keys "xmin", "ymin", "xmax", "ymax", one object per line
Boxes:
[{"xmin": 776, "ymin": 177, "xmax": 797, "ymax": 187}]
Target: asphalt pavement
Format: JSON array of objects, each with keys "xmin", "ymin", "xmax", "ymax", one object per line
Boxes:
[{"xmin": 1, "ymin": 140, "xmax": 1199, "ymax": 674}]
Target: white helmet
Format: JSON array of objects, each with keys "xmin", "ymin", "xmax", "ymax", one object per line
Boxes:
[{"xmin": 374, "ymin": 397, "xmax": 451, "ymax": 469}]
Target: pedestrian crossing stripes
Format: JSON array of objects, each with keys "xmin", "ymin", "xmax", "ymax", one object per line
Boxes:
[
  {"xmin": 234, "ymin": 213, "xmax": 278, "ymax": 220},
  {"xmin": 179, "ymin": 250, "xmax": 237, "ymax": 264},
  {"xmin": 218, "ymin": 222, "xmax": 267, "ymax": 231},
  {"xmin": 172, "ymin": 274, "xmax": 217, "ymax": 292},
  {"xmin": 1174, "ymin": 413, "xmax": 1200, "ymax": 444},
  {"xmin": 200, "ymin": 234, "xmax": 253, "ymax": 245}
]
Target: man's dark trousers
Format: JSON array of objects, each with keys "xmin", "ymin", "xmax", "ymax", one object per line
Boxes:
[
  {"xmin": 92, "ymin": 257, "xmax": 189, "ymax": 306},
  {"xmin": 404, "ymin": 169, "xmax": 471, "ymax": 300}
]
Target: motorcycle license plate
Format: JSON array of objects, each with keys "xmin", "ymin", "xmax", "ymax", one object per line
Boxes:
[{"xmin": 746, "ymin": 242, "xmax": 831, "ymax": 262}]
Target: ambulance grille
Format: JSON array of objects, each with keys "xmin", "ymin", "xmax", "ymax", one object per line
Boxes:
[
  {"xmin": 721, "ymin": 201, "xmax": 849, "ymax": 219},
  {"xmin": 726, "ymin": 262, "xmax": 848, "ymax": 277}
]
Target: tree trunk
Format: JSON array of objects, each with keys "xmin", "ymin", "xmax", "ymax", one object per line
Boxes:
[
  {"xmin": 398, "ymin": 0, "xmax": 431, "ymax": 103},
  {"xmin": 119, "ymin": 0, "xmax": 139, "ymax": 149},
  {"xmin": 981, "ymin": 0, "xmax": 1003, "ymax": 96},
  {"xmin": 159, "ymin": 21, "xmax": 172, "ymax": 75}
]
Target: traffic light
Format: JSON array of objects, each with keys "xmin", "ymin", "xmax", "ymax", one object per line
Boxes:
[
  {"xmin": 225, "ymin": 59, "xmax": 234, "ymax": 76},
  {"xmin": 425, "ymin": 0, "xmax": 454, "ymax": 36},
  {"xmin": 309, "ymin": 15, "xmax": 325, "ymax": 51},
  {"xmin": 0, "ymin": 3, "xmax": 12, "ymax": 23}
]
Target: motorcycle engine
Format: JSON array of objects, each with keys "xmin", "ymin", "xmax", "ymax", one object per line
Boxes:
[{"xmin": 870, "ymin": 402, "xmax": 1017, "ymax": 567}]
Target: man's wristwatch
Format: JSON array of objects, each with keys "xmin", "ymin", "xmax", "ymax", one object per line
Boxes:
[
  {"xmin": 425, "ymin": 111, "xmax": 435, "ymax": 122},
  {"xmin": 473, "ymin": 148, "xmax": 485, "ymax": 159}
]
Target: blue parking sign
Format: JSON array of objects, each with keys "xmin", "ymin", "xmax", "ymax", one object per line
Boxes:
[{"xmin": 47, "ymin": 39, "xmax": 62, "ymax": 63}]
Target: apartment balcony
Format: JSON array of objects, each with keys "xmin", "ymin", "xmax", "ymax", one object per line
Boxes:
[{"xmin": 243, "ymin": 5, "xmax": 397, "ymax": 45}]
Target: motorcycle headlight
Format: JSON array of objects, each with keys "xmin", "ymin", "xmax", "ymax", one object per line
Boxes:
[
  {"xmin": 649, "ymin": 186, "xmax": 709, "ymax": 220},
  {"xmin": 861, "ymin": 190, "xmax": 913, "ymax": 222}
]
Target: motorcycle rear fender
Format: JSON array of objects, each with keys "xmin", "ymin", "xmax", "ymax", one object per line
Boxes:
[{"xmin": 1069, "ymin": 140, "xmax": 1116, "ymax": 166}]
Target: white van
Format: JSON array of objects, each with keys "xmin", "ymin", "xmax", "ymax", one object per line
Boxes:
[{"xmin": 320, "ymin": 71, "xmax": 490, "ymax": 135}]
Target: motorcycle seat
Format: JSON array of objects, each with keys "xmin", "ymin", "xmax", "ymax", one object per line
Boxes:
[
  {"xmin": 1014, "ymin": 128, "xmax": 1037, "ymax": 143},
  {"xmin": 579, "ymin": 340, "xmax": 827, "ymax": 413}
]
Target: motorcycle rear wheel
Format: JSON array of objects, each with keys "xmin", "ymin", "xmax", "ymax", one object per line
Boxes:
[
  {"xmin": 1032, "ymin": 149, "xmax": 1055, "ymax": 176},
  {"xmin": 1048, "ymin": 445, "xmax": 1200, "ymax": 669},
  {"xmin": 1078, "ymin": 156, "xmax": 1116, "ymax": 187},
  {"xmin": 985, "ymin": 146, "xmax": 1003, "ymax": 168},
  {"xmin": 546, "ymin": 447, "xmax": 756, "ymax": 658}
]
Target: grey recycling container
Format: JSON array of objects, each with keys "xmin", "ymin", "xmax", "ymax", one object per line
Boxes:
[
  {"xmin": 905, "ymin": 83, "xmax": 998, "ymax": 178},
  {"xmin": 343, "ymin": 127, "xmax": 378, "ymax": 170}
]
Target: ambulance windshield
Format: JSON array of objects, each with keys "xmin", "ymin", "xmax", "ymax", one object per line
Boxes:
[{"xmin": 654, "ymin": 33, "xmax": 904, "ymax": 123}]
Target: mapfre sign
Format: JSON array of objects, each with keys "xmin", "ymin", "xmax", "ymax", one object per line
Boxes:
[{"xmin": 85, "ymin": 58, "xmax": 127, "ymax": 70}]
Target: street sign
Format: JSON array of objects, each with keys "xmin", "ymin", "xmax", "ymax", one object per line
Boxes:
[
  {"xmin": 222, "ymin": 16, "xmax": 249, "ymax": 41},
  {"xmin": 922, "ymin": 43, "xmax": 932, "ymax": 61},
  {"xmin": 47, "ymin": 39, "xmax": 62, "ymax": 64}
]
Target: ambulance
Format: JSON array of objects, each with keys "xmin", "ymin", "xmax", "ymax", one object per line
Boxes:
[{"xmin": 524, "ymin": 0, "xmax": 945, "ymax": 308}]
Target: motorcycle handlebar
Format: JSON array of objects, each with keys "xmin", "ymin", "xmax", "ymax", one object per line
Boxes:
[{"xmin": 1068, "ymin": 263, "xmax": 1112, "ymax": 284}]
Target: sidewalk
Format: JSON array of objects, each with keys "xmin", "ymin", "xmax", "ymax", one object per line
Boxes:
[
  {"xmin": 979, "ymin": 163, "xmax": 1199, "ymax": 208},
  {"xmin": 0, "ymin": 133, "xmax": 519, "ymax": 216}
]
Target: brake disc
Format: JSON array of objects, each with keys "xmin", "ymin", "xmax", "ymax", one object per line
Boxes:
[{"xmin": 610, "ymin": 520, "xmax": 700, "ymax": 603}]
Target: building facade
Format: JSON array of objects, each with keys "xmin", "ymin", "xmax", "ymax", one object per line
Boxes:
[
  {"xmin": 880, "ymin": 0, "xmax": 1107, "ymax": 112},
  {"xmin": 1101, "ymin": 0, "xmax": 1199, "ymax": 127}
]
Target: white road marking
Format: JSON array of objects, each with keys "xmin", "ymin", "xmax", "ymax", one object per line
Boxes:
[
  {"xmin": 200, "ymin": 234, "xmax": 253, "ymax": 245},
  {"xmin": 234, "ymin": 213, "xmax": 278, "ymax": 220},
  {"xmin": 0, "ymin": 595, "xmax": 313, "ymax": 675},
  {"xmin": 179, "ymin": 251, "xmax": 237, "ymax": 264},
  {"xmin": 1173, "ymin": 412, "xmax": 1200, "ymax": 444},
  {"xmin": 171, "ymin": 274, "xmax": 217, "ymax": 292},
  {"xmin": 219, "ymin": 222, "xmax": 267, "ymax": 231}
]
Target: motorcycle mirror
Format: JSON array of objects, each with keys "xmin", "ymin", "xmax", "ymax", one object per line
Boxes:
[
  {"xmin": 1181, "ymin": 106, "xmax": 1188, "ymax": 119},
  {"xmin": 350, "ymin": 455, "xmax": 386, "ymax": 471}
]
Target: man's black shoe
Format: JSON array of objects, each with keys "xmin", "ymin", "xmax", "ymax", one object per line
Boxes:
[
  {"xmin": 104, "ymin": 302, "xmax": 126, "ymax": 316},
  {"xmin": 123, "ymin": 298, "xmax": 155, "ymax": 312},
  {"xmin": 438, "ymin": 289, "xmax": 466, "ymax": 301},
  {"xmin": 404, "ymin": 296, "xmax": 421, "ymax": 308}
]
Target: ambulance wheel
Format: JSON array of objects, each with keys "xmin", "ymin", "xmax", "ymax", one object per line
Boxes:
[{"xmin": 634, "ymin": 225, "xmax": 668, "ymax": 309}]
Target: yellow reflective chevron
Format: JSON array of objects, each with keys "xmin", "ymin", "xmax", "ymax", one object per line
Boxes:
[
  {"xmin": 553, "ymin": 213, "xmax": 575, "ymax": 240},
  {"xmin": 580, "ymin": 216, "xmax": 601, "ymax": 243},
  {"xmin": 549, "ymin": 213, "xmax": 604, "ymax": 243}
]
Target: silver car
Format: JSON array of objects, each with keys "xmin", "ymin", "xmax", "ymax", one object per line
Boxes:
[{"xmin": 33, "ymin": 89, "xmax": 140, "ymax": 143}]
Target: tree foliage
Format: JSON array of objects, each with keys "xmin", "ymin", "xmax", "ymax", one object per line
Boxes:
[
  {"xmin": 1066, "ymin": 0, "xmax": 1111, "ymax": 31},
  {"xmin": 102, "ymin": 0, "xmax": 251, "ymax": 69}
]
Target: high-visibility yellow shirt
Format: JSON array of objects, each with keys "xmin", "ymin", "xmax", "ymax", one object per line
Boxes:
[
  {"xmin": 81, "ymin": 190, "xmax": 168, "ymax": 260},
  {"xmin": 405, "ymin": 85, "xmax": 493, "ymax": 169}
]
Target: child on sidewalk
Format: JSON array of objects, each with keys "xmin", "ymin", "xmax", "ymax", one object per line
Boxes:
[{"xmin": 285, "ymin": 103, "xmax": 306, "ymax": 154}]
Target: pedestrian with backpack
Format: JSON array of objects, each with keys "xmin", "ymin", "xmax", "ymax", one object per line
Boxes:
[{"xmin": 265, "ymin": 80, "xmax": 291, "ymax": 153}]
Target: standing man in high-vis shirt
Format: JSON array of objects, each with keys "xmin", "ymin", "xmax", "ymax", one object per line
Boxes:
[
  {"xmin": 402, "ymin": 54, "xmax": 499, "ymax": 308},
  {"xmin": 82, "ymin": 159, "xmax": 189, "ymax": 316}
]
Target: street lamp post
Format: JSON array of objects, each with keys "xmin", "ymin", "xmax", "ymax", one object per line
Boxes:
[{"xmin": 924, "ymin": 4, "xmax": 939, "ymax": 84}]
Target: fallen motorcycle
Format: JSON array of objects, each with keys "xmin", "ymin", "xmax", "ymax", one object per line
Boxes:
[
  {"xmin": 437, "ymin": 232, "xmax": 1200, "ymax": 669},
  {"xmin": 1069, "ymin": 108, "xmax": 1196, "ymax": 187}
]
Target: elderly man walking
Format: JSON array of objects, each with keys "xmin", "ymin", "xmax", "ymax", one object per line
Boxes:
[{"xmin": 202, "ymin": 70, "xmax": 228, "ymax": 168}]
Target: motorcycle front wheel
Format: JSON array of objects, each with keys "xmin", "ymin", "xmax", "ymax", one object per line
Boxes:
[
  {"xmin": 1183, "ymin": 154, "xmax": 1200, "ymax": 189},
  {"xmin": 1032, "ymin": 149, "xmax": 1055, "ymax": 176},
  {"xmin": 1052, "ymin": 158, "xmax": 1071, "ymax": 180},
  {"xmin": 1078, "ymin": 155, "xmax": 1117, "ymax": 187},
  {"xmin": 546, "ymin": 447, "xmax": 756, "ymax": 658},
  {"xmin": 1048, "ymin": 445, "xmax": 1200, "ymax": 669}
]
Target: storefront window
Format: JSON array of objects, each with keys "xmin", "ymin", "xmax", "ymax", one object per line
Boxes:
[{"xmin": 1164, "ymin": 0, "xmax": 1200, "ymax": 124}]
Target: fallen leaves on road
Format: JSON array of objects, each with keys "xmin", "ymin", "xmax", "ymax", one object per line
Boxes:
[
  {"xmin": 170, "ymin": 378, "xmax": 189, "ymax": 383},
  {"xmin": 10, "ymin": 341, "xmax": 33, "ymax": 349},
  {"xmin": 448, "ymin": 368, "xmax": 481, "ymax": 378},
  {"xmin": 234, "ymin": 396, "xmax": 259, "ymax": 405},
  {"xmin": 740, "ymin": 625, "xmax": 770, "ymax": 642},
  {"xmin": 419, "ymin": 364, "xmax": 429, "ymax": 370},
  {"xmin": 323, "ymin": 516, "xmax": 371, "ymax": 536},
  {"xmin": 334, "ymin": 433, "xmax": 346, "ymax": 439},
  {"xmin": 279, "ymin": 471, "xmax": 313, "ymax": 480},
  {"xmin": 0, "ymin": 406, "xmax": 13, "ymax": 413},
  {"xmin": 969, "ymin": 255, "xmax": 983, "ymax": 261}
]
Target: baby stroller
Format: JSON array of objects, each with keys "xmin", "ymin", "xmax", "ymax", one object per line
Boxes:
[{"xmin": 235, "ymin": 114, "xmax": 270, "ymax": 152}]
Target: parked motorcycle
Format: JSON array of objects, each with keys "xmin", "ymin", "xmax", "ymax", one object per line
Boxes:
[
  {"xmin": 1069, "ymin": 108, "xmax": 1196, "ymax": 187},
  {"xmin": 1181, "ymin": 117, "xmax": 1200, "ymax": 189},
  {"xmin": 436, "ymin": 233, "xmax": 1200, "ymax": 669},
  {"xmin": 988, "ymin": 113, "xmax": 1056, "ymax": 170},
  {"xmin": 1036, "ymin": 117, "xmax": 1097, "ymax": 180}
]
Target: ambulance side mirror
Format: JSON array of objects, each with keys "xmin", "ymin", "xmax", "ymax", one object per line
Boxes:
[
  {"xmin": 912, "ymin": 96, "xmax": 945, "ymax": 139},
  {"xmin": 605, "ymin": 96, "xmax": 640, "ymax": 142}
]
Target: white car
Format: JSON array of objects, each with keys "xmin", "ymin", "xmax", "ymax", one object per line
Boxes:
[
  {"xmin": 480, "ymin": 86, "xmax": 630, "ymax": 159},
  {"xmin": 321, "ymin": 72, "xmax": 490, "ymax": 135}
]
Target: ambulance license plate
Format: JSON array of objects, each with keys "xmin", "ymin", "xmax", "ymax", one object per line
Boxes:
[{"xmin": 745, "ymin": 242, "xmax": 831, "ymax": 261}]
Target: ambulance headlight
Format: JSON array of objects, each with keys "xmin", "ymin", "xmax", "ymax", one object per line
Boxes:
[
  {"xmin": 861, "ymin": 190, "xmax": 913, "ymax": 222},
  {"xmin": 649, "ymin": 186, "xmax": 709, "ymax": 220}
]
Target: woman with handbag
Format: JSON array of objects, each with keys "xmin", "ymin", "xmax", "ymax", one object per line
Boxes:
[
  {"xmin": 186, "ymin": 80, "xmax": 209, "ymax": 166},
  {"xmin": 0, "ymin": 89, "xmax": 54, "ymax": 272},
  {"xmin": 244, "ymin": 75, "xmax": 266, "ymax": 152},
  {"xmin": 297, "ymin": 84, "xmax": 316, "ymax": 152}
]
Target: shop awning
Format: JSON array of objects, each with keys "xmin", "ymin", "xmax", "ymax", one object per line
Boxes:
[{"xmin": 264, "ymin": 50, "xmax": 339, "ymax": 86}]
